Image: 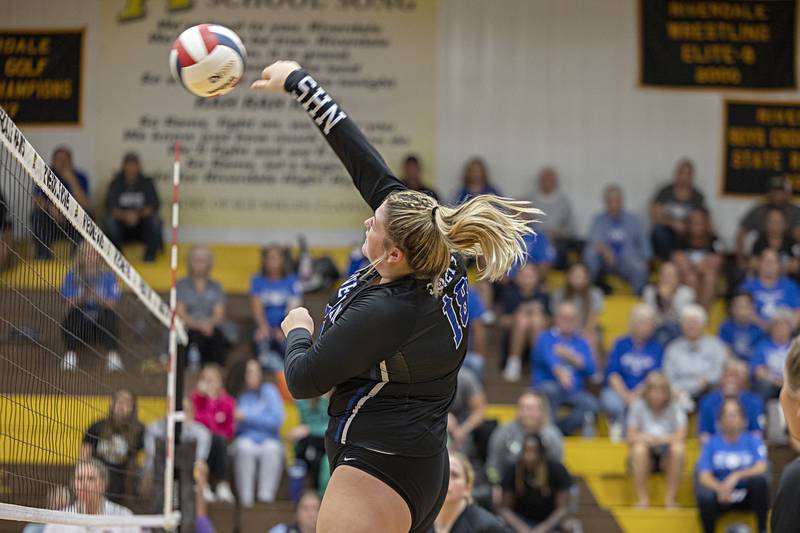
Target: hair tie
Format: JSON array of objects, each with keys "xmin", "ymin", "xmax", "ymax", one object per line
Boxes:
[{"xmin": 430, "ymin": 206, "xmax": 439, "ymax": 224}]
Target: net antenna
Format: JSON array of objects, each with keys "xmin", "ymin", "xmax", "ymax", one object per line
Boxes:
[{"xmin": 0, "ymin": 105, "xmax": 186, "ymax": 530}]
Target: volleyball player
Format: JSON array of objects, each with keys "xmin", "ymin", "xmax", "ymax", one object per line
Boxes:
[
  {"xmin": 771, "ymin": 340, "xmax": 800, "ymax": 532},
  {"xmin": 251, "ymin": 61, "xmax": 538, "ymax": 533}
]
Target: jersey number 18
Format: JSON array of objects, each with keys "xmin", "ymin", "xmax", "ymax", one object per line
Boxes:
[{"xmin": 441, "ymin": 277, "xmax": 469, "ymax": 348}]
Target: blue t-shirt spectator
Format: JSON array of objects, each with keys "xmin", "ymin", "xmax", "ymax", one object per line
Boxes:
[
  {"xmin": 532, "ymin": 329, "xmax": 595, "ymax": 392},
  {"xmin": 718, "ymin": 319, "xmax": 764, "ymax": 364},
  {"xmin": 696, "ymin": 433, "xmax": 768, "ymax": 487},
  {"xmin": 697, "ymin": 391, "xmax": 765, "ymax": 438},
  {"xmin": 739, "ymin": 276, "xmax": 800, "ymax": 321},
  {"xmin": 61, "ymin": 271, "xmax": 121, "ymax": 314},
  {"xmin": 346, "ymin": 249, "xmax": 369, "ymax": 278},
  {"xmin": 508, "ymin": 233, "xmax": 556, "ymax": 276},
  {"xmin": 467, "ymin": 286, "xmax": 486, "ymax": 324},
  {"xmin": 604, "ymin": 335, "xmax": 663, "ymax": 390},
  {"xmin": 250, "ymin": 274, "xmax": 302, "ymax": 328},
  {"xmin": 752, "ymin": 337, "xmax": 792, "ymax": 381},
  {"xmin": 235, "ymin": 383, "xmax": 284, "ymax": 443}
]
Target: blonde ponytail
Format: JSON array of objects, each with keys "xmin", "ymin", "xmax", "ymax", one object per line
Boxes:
[{"xmin": 382, "ymin": 190, "xmax": 541, "ymax": 295}]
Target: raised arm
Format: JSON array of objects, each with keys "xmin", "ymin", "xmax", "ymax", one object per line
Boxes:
[{"xmin": 252, "ymin": 61, "xmax": 406, "ymax": 211}]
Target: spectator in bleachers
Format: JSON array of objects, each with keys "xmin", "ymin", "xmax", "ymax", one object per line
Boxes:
[
  {"xmin": 671, "ymin": 208, "xmax": 724, "ymax": 309},
  {"xmin": 552, "ymin": 263, "xmax": 604, "ymax": 366},
  {"xmin": 501, "ymin": 263, "xmax": 551, "ymax": 382},
  {"xmin": 251, "ymin": 245, "xmax": 303, "ymax": 370},
  {"xmin": 698, "ymin": 360, "xmax": 764, "ymax": 443},
  {"xmin": 103, "ymin": 153, "xmax": 162, "ymax": 263},
  {"xmin": 650, "ymin": 158, "xmax": 707, "ymax": 261},
  {"xmin": 0, "ymin": 187, "xmax": 14, "ymax": 271},
  {"xmin": 749, "ymin": 207, "xmax": 800, "ymax": 277},
  {"xmin": 532, "ymin": 302, "xmax": 598, "ymax": 436},
  {"xmin": 627, "ymin": 372, "xmax": 687, "ymax": 508},
  {"xmin": 663, "ymin": 304, "xmax": 727, "ymax": 411},
  {"xmin": 643, "ymin": 262, "xmax": 696, "ymax": 346},
  {"xmin": 530, "ymin": 167, "xmax": 579, "ymax": 269},
  {"xmin": 736, "ymin": 175, "xmax": 800, "ymax": 268},
  {"xmin": 517, "ymin": 230, "xmax": 556, "ymax": 279},
  {"xmin": 771, "ymin": 340, "xmax": 800, "ymax": 531},
  {"xmin": 22, "ymin": 485, "xmax": 71, "ymax": 533},
  {"xmin": 432, "ymin": 451, "xmax": 507, "ymax": 533},
  {"xmin": 43, "ymin": 459, "xmax": 140, "ymax": 533},
  {"xmin": 739, "ymin": 248, "xmax": 800, "ymax": 328},
  {"xmin": 583, "ymin": 185, "xmax": 651, "ymax": 295},
  {"xmin": 268, "ymin": 489, "xmax": 321, "ymax": 533},
  {"xmin": 232, "ymin": 359, "xmax": 285, "ymax": 506},
  {"xmin": 288, "ymin": 395, "xmax": 329, "ymax": 491},
  {"xmin": 61, "ymin": 242, "xmax": 122, "ymax": 372},
  {"xmin": 31, "ymin": 146, "xmax": 90, "ymax": 260},
  {"xmin": 447, "ymin": 367, "xmax": 489, "ymax": 459},
  {"xmin": 192, "ymin": 364, "xmax": 236, "ymax": 503},
  {"xmin": 176, "ymin": 246, "xmax": 230, "ymax": 367},
  {"xmin": 695, "ymin": 399, "xmax": 769, "ymax": 533},
  {"xmin": 486, "ymin": 391, "xmax": 563, "ymax": 487},
  {"xmin": 600, "ymin": 304, "xmax": 663, "ymax": 438},
  {"xmin": 453, "ymin": 158, "xmax": 501, "ymax": 205},
  {"xmin": 399, "ymin": 154, "xmax": 439, "ymax": 201},
  {"xmin": 718, "ymin": 293, "xmax": 764, "ymax": 365},
  {"xmin": 81, "ymin": 388, "xmax": 144, "ymax": 505},
  {"xmin": 464, "ymin": 286, "xmax": 490, "ymax": 380},
  {"xmin": 497, "ymin": 434, "xmax": 575, "ymax": 533},
  {"xmin": 752, "ymin": 307, "xmax": 796, "ymax": 401}
]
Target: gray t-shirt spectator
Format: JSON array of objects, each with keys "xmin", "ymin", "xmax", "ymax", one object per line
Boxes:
[
  {"xmin": 451, "ymin": 368, "xmax": 482, "ymax": 423},
  {"xmin": 531, "ymin": 190, "xmax": 576, "ymax": 239},
  {"xmin": 176, "ymin": 277, "xmax": 225, "ymax": 322},
  {"xmin": 663, "ymin": 335, "xmax": 727, "ymax": 397},
  {"xmin": 626, "ymin": 398, "xmax": 687, "ymax": 437},
  {"xmin": 486, "ymin": 419, "xmax": 563, "ymax": 483},
  {"xmin": 144, "ymin": 418, "xmax": 211, "ymax": 470},
  {"xmin": 740, "ymin": 203, "xmax": 800, "ymax": 236}
]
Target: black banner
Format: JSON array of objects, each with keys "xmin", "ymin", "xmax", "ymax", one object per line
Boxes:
[
  {"xmin": 723, "ymin": 101, "xmax": 800, "ymax": 195},
  {"xmin": 641, "ymin": 0, "xmax": 796, "ymax": 89},
  {"xmin": 0, "ymin": 30, "xmax": 83, "ymax": 125}
]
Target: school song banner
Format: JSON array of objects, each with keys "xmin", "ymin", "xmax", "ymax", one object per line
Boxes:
[
  {"xmin": 0, "ymin": 29, "xmax": 83, "ymax": 125},
  {"xmin": 640, "ymin": 0, "xmax": 796, "ymax": 89},
  {"xmin": 723, "ymin": 101, "xmax": 800, "ymax": 195}
]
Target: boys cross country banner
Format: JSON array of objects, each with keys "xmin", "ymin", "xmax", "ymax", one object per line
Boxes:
[
  {"xmin": 0, "ymin": 29, "xmax": 83, "ymax": 125},
  {"xmin": 722, "ymin": 101, "xmax": 800, "ymax": 195},
  {"xmin": 640, "ymin": 0, "xmax": 796, "ymax": 89}
]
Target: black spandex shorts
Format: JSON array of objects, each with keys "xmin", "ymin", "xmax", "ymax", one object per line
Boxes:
[{"xmin": 326, "ymin": 438, "xmax": 449, "ymax": 533}]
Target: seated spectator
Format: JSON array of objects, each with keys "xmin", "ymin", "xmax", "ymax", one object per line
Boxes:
[
  {"xmin": 583, "ymin": 185, "xmax": 651, "ymax": 294},
  {"xmin": 740, "ymin": 248, "xmax": 800, "ymax": 328},
  {"xmin": 552, "ymin": 263, "xmax": 604, "ymax": 367},
  {"xmin": 695, "ymin": 399, "xmax": 769, "ymax": 533},
  {"xmin": 532, "ymin": 302, "xmax": 598, "ymax": 436},
  {"xmin": 176, "ymin": 246, "xmax": 231, "ymax": 367},
  {"xmin": 433, "ymin": 451, "xmax": 507, "ymax": 533},
  {"xmin": 752, "ymin": 307, "xmax": 796, "ymax": 401},
  {"xmin": 399, "ymin": 154, "xmax": 439, "ymax": 201},
  {"xmin": 600, "ymin": 304, "xmax": 663, "ymax": 437},
  {"xmin": 718, "ymin": 293, "xmax": 764, "ymax": 364},
  {"xmin": 643, "ymin": 262, "xmax": 696, "ymax": 346},
  {"xmin": 81, "ymin": 388, "xmax": 144, "ymax": 505},
  {"xmin": 233, "ymin": 359, "xmax": 285, "ymax": 506},
  {"xmin": 749, "ymin": 207, "xmax": 800, "ymax": 277},
  {"xmin": 627, "ymin": 372, "xmax": 687, "ymax": 508},
  {"xmin": 501, "ymin": 263, "xmax": 551, "ymax": 382},
  {"xmin": 31, "ymin": 146, "xmax": 90, "ymax": 260},
  {"xmin": 736, "ymin": 175, "xmax": 800, "ymax": 268},
  {"xmin": 464, "ymin": 285, "xmax": 490, "ymax": 380},
  {"xmin": 663, "ymin": 304, "xmax": 727, "ymax": 411},
  {"xmin": 453, "ymin": 158, "xmax": 501, "ymax": 205},
  {"xmin": 192, "ymin": 364, "xmax": 236, "ymax": 503},
  {"xmin": 530, "ymin": 166, "xmax": 579, "ymax": 269},
  {"xmin": 486, "ymin": 391, "xmax": 564, "ymax": 486},
  {"xmin": 22, "ymin": 485, "xmax": 71, "ymax": 533},
  {"xmin": 61, "ymin": 242, "xmax": 122, "ymax": 372},
  {"xmin": 268, "ymin": 489, "xmax": 321, "ymax": 533},
  {"xmin": 698, "ymin": 360, "xmax": 765, "ymax": 443},
  {"xmin": 43, "ymin": 459, "xmax": 140, "ymax": 533},
  {"xmin": 516, "ymin": 231, "xmax": 556, "ymax": 279},
  {"xmin": 671, "ymin": 208, "xmax": 724, "ymax": 309},
  {"xmin": 0, "ymin": 187, "xmax": 14, "ymax": 271},
  {"xmin": 650, "ymin": 158, "xmax": 707, "ymax": 260},
  {"xmin": 497, "ymin": 434, "xmax": 576, "ymax": 533},
  {"xmin": 251, "ymin": 245, "xmax": 302, "ymax": 369},
  {"xmin": 288, "ymin": 395, "xmax": 329, "ymax": 491},
  {"xmin": 448, "ymin": 367, "xmax": 489, "ymax": 460}
]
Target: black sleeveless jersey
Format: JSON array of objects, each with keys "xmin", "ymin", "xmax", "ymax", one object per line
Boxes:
[{"xmin": 283, "ymin": 69, "xmax": 468, "ymax": 457}]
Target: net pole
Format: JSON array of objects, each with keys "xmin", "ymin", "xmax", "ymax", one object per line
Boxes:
[{"xmin": 163, "ymin": 141, "xmax": 181, "ymax": 529}]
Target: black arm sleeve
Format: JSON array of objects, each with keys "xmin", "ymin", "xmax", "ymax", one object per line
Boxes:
[
  {"xmin": 283, "ymin": 291, "xmax": 415, "ymax": 399},
  {"xmin": 284, "ymin": 69, "xmax": 406, "ymax": 211}
]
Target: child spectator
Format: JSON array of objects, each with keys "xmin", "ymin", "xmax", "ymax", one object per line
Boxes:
[
  {"xmin": 552, "ymin": 263, "xmax": 604, "ymax": 367},
  {"xmin": 697, "ymin": 360, "xmax": 764, "ymax": 443},
  {"xmin": 643, "ymin": 262, "xmax": 696, "ymax": 346},
  {"xmin": 752, "ymin": 307, "xmax": 796, "ymax": 401},
  {"xmin": 739, "ymin": 248, "xmax": 800, "ymax": 328},
  {"xmin": 718, "ymin": 293, "xmax": 764, "ymax": 365},
  {"xmin": 453, "ymin": 157, "xmax": 501, "ymax": 205},
  {"xmin": 671, "ymin": 208, "xmax": 724, "ymax": 309},
  {"xmin": 288, "ymin": 395, "xmax": 329, "ymax": 491}
]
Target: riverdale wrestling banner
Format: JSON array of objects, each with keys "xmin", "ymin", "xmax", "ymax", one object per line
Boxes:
[
  {"xmin": 0, "ymin": 29, "xmax": 83, "ymax": 125},
  {"xmin": 723, "ymin": 101, "xmax": 800, "ymax": 195},
  {"xmin": 641, "ymin": 0, "xmax": 796, "ymax": 89}
]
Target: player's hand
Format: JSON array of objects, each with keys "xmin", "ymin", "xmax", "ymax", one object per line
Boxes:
[
  {"xmin": 251, "ymin": 60, "xmax": 302, "ymax": 93},
  {"xmin": 282, "ymin": 307, "xmax": 314, "ymax": 336}
]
